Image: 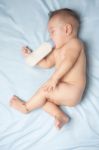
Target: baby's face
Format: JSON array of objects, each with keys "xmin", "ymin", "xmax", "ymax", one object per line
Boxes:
[{"xmin": 48, "ymin": 16, "xmax": 67, "ymax": 48}]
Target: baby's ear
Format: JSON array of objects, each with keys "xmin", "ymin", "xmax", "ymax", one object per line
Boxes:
[{"xmin": 65, "ymin": 24, "xmax": 72, "ymax": 35}]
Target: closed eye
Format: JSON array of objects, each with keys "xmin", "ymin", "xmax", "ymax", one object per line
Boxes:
[{"xmin": 50, "ymin": 30, "xmax": 55, "ymax": 34}]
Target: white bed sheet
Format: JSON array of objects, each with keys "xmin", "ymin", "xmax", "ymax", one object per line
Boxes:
[{"xmin": 0, "ymin": 0, "xmax": 99, "ymax": 149}]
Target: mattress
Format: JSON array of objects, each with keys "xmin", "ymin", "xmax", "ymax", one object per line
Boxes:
[{"xmin": 0, "ymin": 0, "xmax": 99, "ymax": 149}]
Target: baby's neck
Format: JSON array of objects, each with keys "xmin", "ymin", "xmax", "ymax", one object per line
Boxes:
[
  {"xmin": 65, "ymin": 34, "xmax": 77, "ymax": 44},
  {"xmin": 55, "ymin": 34, "xmax": 78, "ymax": 49},
  {"xmin": 57, "ymin": 35, "xmax": 77, "ymax": 49}
]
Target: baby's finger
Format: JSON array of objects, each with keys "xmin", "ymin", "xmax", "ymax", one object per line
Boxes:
[
  {"xmin": 22, "ymin": 47, "xmax": 27, "ymax": 53},
  {"xmin": 50, "ymin": 86, "xmax": 55, "ymax": 91},
  {"xmin": 23, "ymin": 48, "xmax": 31, "ymax": 54},
  {"xmin": 43, "ymin": 86, "xmax": 48, "ymax": 91},
  {"xmin": 48, "ymin": 86, "xmax": 52, "ymax": 92},
  {"xmin": 47, "ymin": 87, "xmax": 50, "ymax": 92},
  {"xmin": 26, "ymin": 46, "xmax": 33, "ymax": 53},
  {"xmin": 53, "ymin": 85, "xmax": 56, "ymax": 90},
  {"xmin": 47, "ymin": 86, "xmax": 52, "ymax": 92},
  {"xmin": 42, "ymin": 84, "xmax": 47, "ymax": 88}
]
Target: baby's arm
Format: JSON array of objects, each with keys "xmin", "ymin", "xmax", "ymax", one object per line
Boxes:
[
  {"xmin": 51, "ymin": 42, "xmax": 81, "ymax": 81},
  {"xmin": 36, "ymin": 50, "xmax": 55, "ymax": 68},
  {"xmin": 22, "ymin": 46, "xmax": 55, "ymax": 69}
]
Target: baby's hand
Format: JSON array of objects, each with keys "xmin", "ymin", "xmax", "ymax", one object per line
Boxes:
[
  {"xmin": 43, "ymin": 78, "xmax": 58, "ymax": 92},
  {"xmin": 22, "ymin": 46, "xmax": 33, "ymax": 57}
]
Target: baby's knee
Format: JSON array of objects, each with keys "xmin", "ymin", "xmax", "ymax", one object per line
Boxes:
[{"xmin": 38, "ymin": 87, "xmax": 49, "ymax": 97}]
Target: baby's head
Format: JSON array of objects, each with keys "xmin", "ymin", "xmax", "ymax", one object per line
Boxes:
[{"xmin": 48, "ymin": 8, "xmax": 80, "ymax": 48}]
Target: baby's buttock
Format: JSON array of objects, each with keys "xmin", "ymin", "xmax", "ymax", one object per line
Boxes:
[{"xmin": 59, "ymin": 76, "xmax": 86, "ymax": 104}]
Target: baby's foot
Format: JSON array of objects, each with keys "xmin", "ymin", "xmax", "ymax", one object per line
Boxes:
[
  {"xmin": 55, "ymin": 114, "xmax": 69, "ymax": 129},
  {"xmin": 10, "ymin": 95, "xmax": 29, "ymax": 113},
  {"xmin": 22, "ymin": 46, "xmax": 32, "ymax": 58}
]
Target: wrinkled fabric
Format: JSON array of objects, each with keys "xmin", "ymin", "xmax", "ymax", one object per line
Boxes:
[{"xmin": 0, "ymin": 0, "xmax": 99, "ymax": 149}]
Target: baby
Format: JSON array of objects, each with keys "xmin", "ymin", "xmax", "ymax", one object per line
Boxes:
[{"xmin": 10, "ymin": 8, "xmax": 86, "ymax": 129}]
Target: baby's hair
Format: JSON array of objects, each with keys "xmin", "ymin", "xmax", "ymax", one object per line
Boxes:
[{"xmin": 48, "ymin": 8, "xmax": 80, "ymax": 26}]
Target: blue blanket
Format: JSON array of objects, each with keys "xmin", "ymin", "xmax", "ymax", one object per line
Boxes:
[{"xmin": 0, "ymin": 0, "xmax": 99, "ymax": 149}]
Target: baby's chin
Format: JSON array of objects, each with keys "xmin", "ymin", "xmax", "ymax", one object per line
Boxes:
[
  {"xmin": 52, "ymin": 41, "xmax": 64, "ymax": 49},
  {"xmin": 55, "ymin": 43, "xmax": 63, "ymax": 49}
]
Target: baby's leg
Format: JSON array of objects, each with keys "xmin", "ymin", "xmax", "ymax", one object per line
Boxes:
[
  {"xmin": 46, "ymin": 82, "xmax": 84, "ymax": 107},
  {"xmin": 10, "ymin": 81, "xmax": 83, "ymax": 113},
  {"xmin": 10, "ymin": 81, "xmax": 83, "ymax": 129},
  {"xmin": 10, "ymin": 87, "xmax": 48, "ymax": 113},
  {"xmin": 10, "ymin": 94, "xmax": 69, "ymax": 129},
  {"xmin": 43, "ymin": 101, "xmax": 69, "ymax": 129}
]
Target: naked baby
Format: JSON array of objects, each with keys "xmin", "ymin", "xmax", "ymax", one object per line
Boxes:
[{"xmin": 10, "ymin": 8, "xmax": 86, "ymax": 129}]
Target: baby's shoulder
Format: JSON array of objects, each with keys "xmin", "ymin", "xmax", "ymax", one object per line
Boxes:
[
  {"xmin": 68, "ymin": 38, "xmax": 84, "ymax": 50},
  {"xmin": 62, "ymin": 38, "xmax": 84, "ymax": 57},
  {"xmin": 63, "ymin": 38, "xmax": 84, "ymax": 52}
]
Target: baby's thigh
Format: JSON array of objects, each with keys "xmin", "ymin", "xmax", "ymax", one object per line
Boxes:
[{"xmin": 47, "ymin": 82, "xmax": 83, "ymax": 106}]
